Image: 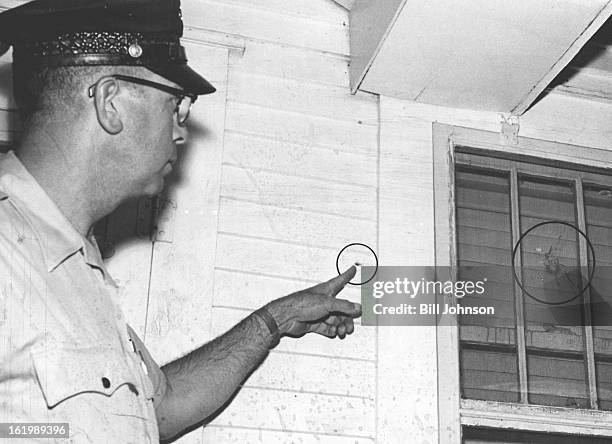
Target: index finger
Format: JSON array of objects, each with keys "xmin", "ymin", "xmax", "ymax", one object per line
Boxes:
[{"xmin": 310, "ymin": 266, "xmax": 356, "ymax": 297}]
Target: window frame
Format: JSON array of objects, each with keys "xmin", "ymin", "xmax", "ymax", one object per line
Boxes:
[{"xmin": 433, "ymin": 123, "xmax": 612, "ymax": 441}]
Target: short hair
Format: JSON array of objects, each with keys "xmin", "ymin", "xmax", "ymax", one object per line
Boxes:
[{"xmin": 13, "ymin": 64, "xmax": 148, "ymax": 122}]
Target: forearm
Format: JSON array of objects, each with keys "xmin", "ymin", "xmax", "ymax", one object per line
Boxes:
[{"xmin": 156, "ymin": 311, "xmax": 274, "ymax": 441}]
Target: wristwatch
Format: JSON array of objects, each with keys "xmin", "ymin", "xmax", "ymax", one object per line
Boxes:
[{"xmin": 255, "ymin": 307, "xmax": 281, "ymax": 349}]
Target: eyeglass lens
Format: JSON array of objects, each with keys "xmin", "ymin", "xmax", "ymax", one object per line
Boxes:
[{"xmin": 177, "ymin": 96, "xmax": 193, "ymax": 126}]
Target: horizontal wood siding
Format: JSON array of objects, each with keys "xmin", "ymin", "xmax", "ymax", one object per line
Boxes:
[{"xmin": 202, "ymin": 1, "xmax": 377, "ymax": 442}]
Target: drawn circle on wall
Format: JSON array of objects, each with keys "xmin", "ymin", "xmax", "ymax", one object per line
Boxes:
[
  {"xmin": 336, "ymin": 243, "xmax": 378, "ymax": 286},
  {"xmin": 511, "ymin": 220, "xmax": 596, "ymax": 305}
]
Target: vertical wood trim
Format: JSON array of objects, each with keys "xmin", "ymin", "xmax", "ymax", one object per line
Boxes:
[
  {"xmin": 510, "ymin": 168, "xmax": 529, "ymax": 404},
  {"xmin": 575, "ymin": 178, "xmax": 599, "ymax": 409},
  {"xmin": 377, "ymin": 97, "xmax": 438, "ymax": 443},
  {"xmin": 511, "ymin": 1, "xmax": 612, "ymax": 115},
  {"xmin": 433, "ymin": 123, "xmax": 461, "ymax": 444}
]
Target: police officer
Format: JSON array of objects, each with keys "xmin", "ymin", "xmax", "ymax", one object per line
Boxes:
[{"xmin": 0, "ymin": 0, "xmax": 361, "ymax": 441}]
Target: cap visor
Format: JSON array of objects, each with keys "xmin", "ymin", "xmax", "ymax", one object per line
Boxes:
[{"xmin": 149, "ymin": 63, "xmax": 216, "ymax": 96}]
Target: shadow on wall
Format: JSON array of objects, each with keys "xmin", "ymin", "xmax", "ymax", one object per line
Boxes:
[{"xmin": 94, "ymin": 116, "xmax": 212, "ymax": 258}]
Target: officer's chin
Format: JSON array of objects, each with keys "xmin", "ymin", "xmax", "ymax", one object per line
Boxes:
[{"xmin": 141, "ymin": 176, "xmax": 165, "ymax": 198}]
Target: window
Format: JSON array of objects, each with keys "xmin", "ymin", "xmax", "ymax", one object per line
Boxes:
[
  {"xmin": 456, "ymin": 150, "xmax": 612, "ymax": 411},
  {"xmin": 433, "ymin": 124, "xmax": 612, "ymax": 442}
]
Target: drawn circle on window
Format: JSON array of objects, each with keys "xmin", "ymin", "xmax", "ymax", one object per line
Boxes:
[
  {"xmin": 511, "ymin": 220, "xmax": 596, "ymax": 305},
  {"xmin": 336, "ymin": 243, "xmax": 378, "ymax": 286}
]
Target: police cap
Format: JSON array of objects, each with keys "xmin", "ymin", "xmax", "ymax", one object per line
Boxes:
[{"xmin": 0, "ymin": 0, "xmax": 215, "ymax": 95}]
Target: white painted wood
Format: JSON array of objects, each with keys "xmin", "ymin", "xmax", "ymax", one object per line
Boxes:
[
  {"xmin": 222, "ymin": 131, "xmax": 377, "ymax": 187},
  {"xmin": 203, "ymin": 426, "xmax": 375, "ymax": 443},
  {"xmin": 144, "ymin": 44, "xmax": 229, "ymax": 362},
  {"xmin": 206, "ymin": 0, "xmax": 349, "ymax": 26},
  {"xmin": 225, "ymin": 102, "xmax": 378, "ymax": 155},
  {"xmin": 357, "ymin": 0, "xmax": 612, "ymax": 113},
  {"xmin": 551, "ymin": 67, "xmax": 612, "ymax": 103},
  {"xmin": 217, "ymin": 272, "xmax": 362, "ymax": 310},
  {"xmin": 220, "ymin": 165, "xmax": 377, "ymax": 220},
  {"xmin": 451, "ymin": 125, "xmax": 612, "ymax": 168},
  {"xmin": 211, "ymin": 307, "xmax": 375, "ymax": 361},
  {"xmin": 181, "ymin": 0, "xmax": 349, "ymax": 55},
  {"xmin": 229, "ymin": 41, "xmax": 350, "ymax": 87},
  {"xmin": 209, "ymin": 386, "xmax": 375, "ymax": 437},
  {"xmin": 213, "ymin": 268, "xmax": 362, "ymax": 310},
  {"xmin": 461, "ymin": 399, "xmax": 612, "ymax": 436},
  {"xmin": 228, "ymin": 70, "xmax": 377, "ymax": 124},
  {"xmin": 377, "ymin": 97, "xmax": 440, "ymax": 443},
  {"xmin": 215, "ymin": 234, "xmax": 373, "ymax": 284},
  {"xmin": 243, "ymin": 352, "xmax": 375, "ymax": 398},
  {"xmin": 509, "ymin": 169, "xmax": 529, "ymax": 404},
  {"xmin": 217, "ymin": 198, "xmax": 377, "ymax": 253},
  {"xmin": 431, "ymin": 122, "xmax": 462, "ymax": 444},
  {"xmin": 382, "ymin": 92, "xmax": 612, "ymax": 152}
]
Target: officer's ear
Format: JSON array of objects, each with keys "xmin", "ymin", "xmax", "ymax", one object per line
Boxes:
[{"xmin": 91, "ymin": 77, "xmax": 124, "ymax": 135}]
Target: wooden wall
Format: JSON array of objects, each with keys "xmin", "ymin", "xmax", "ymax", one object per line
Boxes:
[
  {"xmin": 180, "ymin": 1, "xmax": 379, "ymax": 442},
  {"xmin": 1, "ymin": 1, "xmax": 611, "ymax": 443}
]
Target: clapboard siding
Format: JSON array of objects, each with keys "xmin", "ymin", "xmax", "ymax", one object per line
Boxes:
[
  {"xmin": 225, "ymin": 102, "xmax": 378, "ymax": 155},
  {"xmin": 243, "ymin": 352, "xmax": 375, "ymax": 398},
  {"xmin": 217, "ymin": 198, "xmax": 377, "ymax": 251},
  {"xmin": 223, "ymin": 131, "xmax": 377, "ymax": 187},
  {"xmin": 182, "ymin": 0, "xmax": 349, "ymax": 55},
  {"xmin": 210, "ymin": 7, "xmax": 378, "ymax": 437},
  {"xmin": 212, "ymin": 307, "xmax": 375, "ymax": 361},
  {"xmin": 201, "ymin": 0, "xmax": 349, "ymax": 26},
  {"xmin": 206, "ymin": 386, "xmax": 375, "ymax": 438},
  {"xmin": 203, "ymin": 426, "xmax": 375, "ymax": 444},
  {"xmin": 228, "ymin": 70, "xmax": 377, "ymax": 124},
  {"xmin": 215, "ymin": 234, "xmax": 374, "ymax": 284},
  {"xmin": 229, "ymin": 41, "xmax": 350, "ymax": 87},
  {"xmin": 183, "ymin": 1, "xmax": 374, "ymax": 442},
  {"xmin": 212, "ymin": 268, "xmax": 363, "ymax": 310},
  {"xmin": 220, "ymin": 165, "xmax": 376, "ymax": 220}
]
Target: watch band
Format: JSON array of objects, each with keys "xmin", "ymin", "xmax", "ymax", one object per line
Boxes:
[{"xmin": 255, "ymin": 307, "xmax": 281, "ymax": 349}]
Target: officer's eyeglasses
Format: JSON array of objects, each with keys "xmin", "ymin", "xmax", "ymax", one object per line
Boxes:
[{"xmin": 88, "ymin": 75, "xmax": 197, "ymax": 127}]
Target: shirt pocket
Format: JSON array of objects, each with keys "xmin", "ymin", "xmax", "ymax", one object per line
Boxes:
[{"xmin": 30, "ymin": 343, "xmax": 141, "ymax": 409}]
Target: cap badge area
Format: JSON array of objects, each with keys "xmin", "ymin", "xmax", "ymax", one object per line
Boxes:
[{"xmin": 128, "ymin": 42, "xmax": 143, "ymax": 58}]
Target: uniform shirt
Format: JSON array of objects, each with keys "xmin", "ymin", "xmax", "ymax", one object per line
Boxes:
[{"xmin": 0, "ymin": 151, "xmax": 167, "ymax": 443}]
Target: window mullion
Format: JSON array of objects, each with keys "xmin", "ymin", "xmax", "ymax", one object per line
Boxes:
[
  {"xmin": 510, "ymin": 167, "xmax": 529, "ymax": 404},
  {"xmin": 575, "ymin": 178, "xmax": 599, "ymax": 409}
]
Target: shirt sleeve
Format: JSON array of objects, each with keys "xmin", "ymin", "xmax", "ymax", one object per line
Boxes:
[{"xmin": 126, "ymin": 324, "xmax": 168, "ymax": 409}]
